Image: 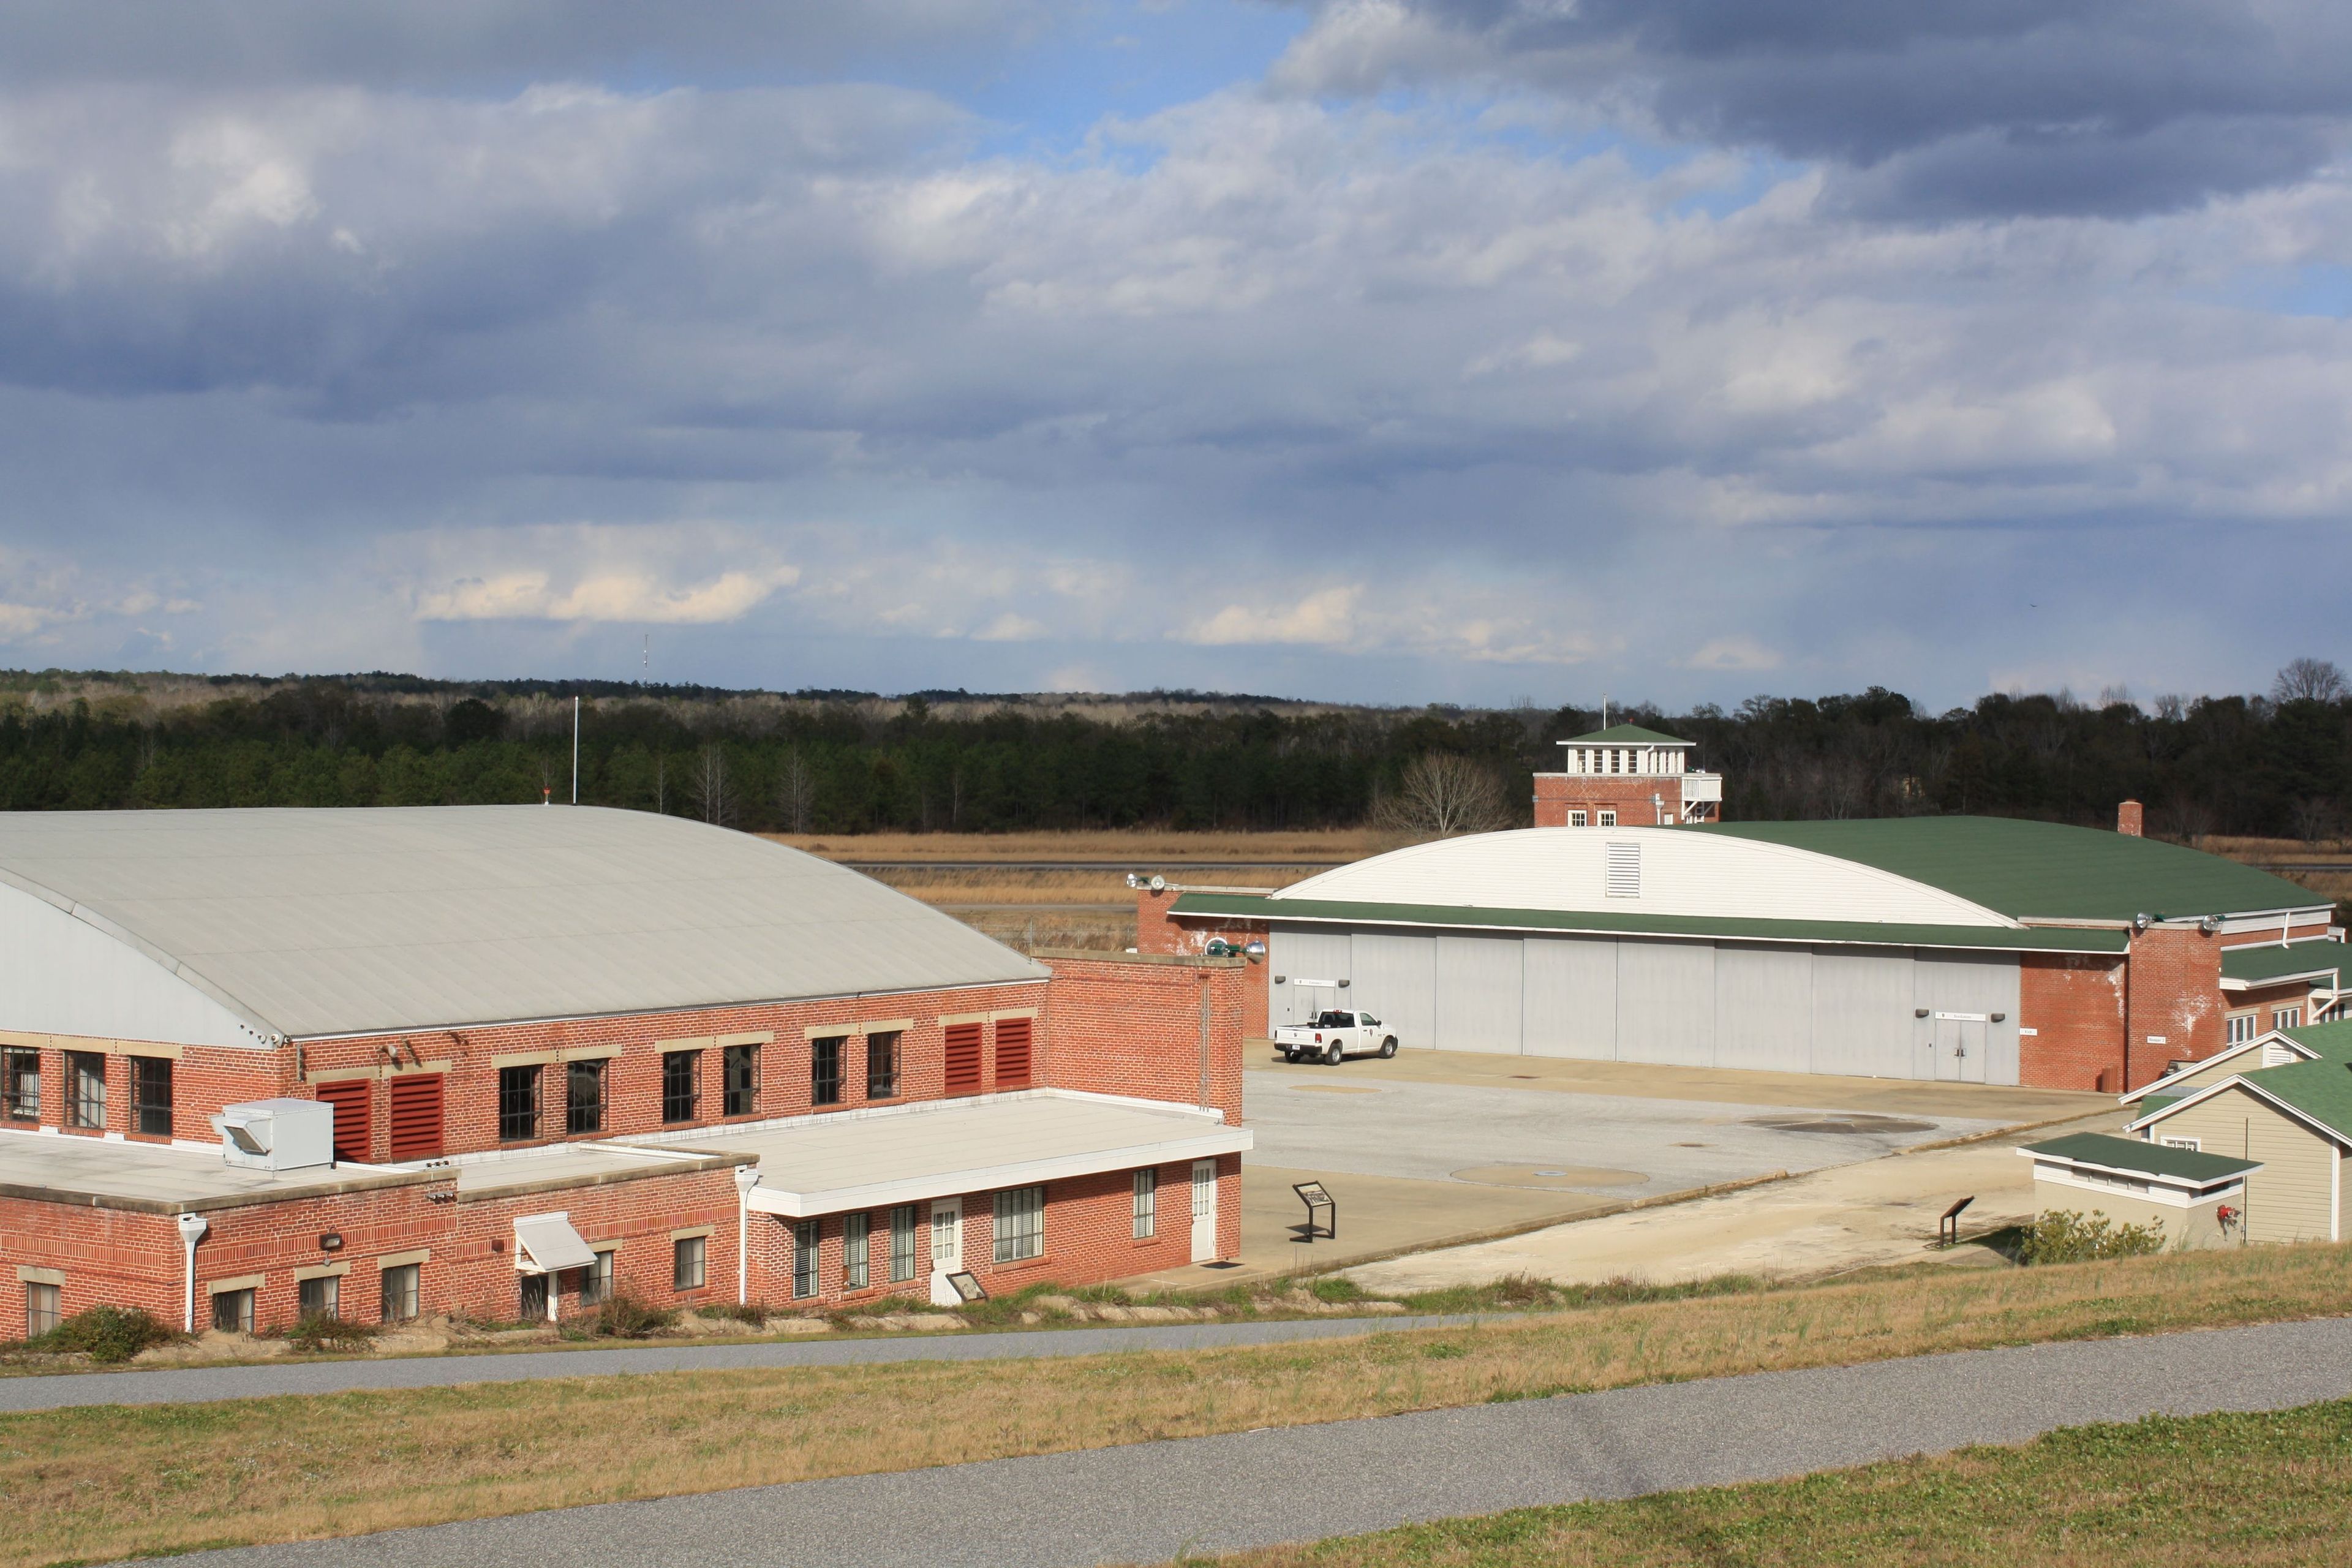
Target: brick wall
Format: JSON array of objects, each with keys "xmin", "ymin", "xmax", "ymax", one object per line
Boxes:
[
  {"xmin": 0, "ymin": 1038, "xmax": 281, "ymax": 1145},
  {"xmin": 2019, "ymin": 952, "xmax": 2127, "ymax": 1090},
  {"xmin": 2124, "ymin": 925, "xmax": 2225, "ymax": 1091},
  {"xmin": 1137, "ymin": 889, "xmax": 1271, "ymax": 1038},
  {"xmin": 1532, "ymin": 774, "xmax": 1687, "ymax": 827},
  {"xmin": 1040, "ymin": 952, "xmax": 1246, "ymax": 1127},
  {"xmin": 742, "ymin": 1153, "xmax": 1243, "ymax": 1308}
]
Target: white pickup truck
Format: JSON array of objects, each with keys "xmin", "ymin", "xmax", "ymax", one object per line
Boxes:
[{"xmin": 1275, "ymin": 1009, "xmax": 1398, "ymax": 1065}]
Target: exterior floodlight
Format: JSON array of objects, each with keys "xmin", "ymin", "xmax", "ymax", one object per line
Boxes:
[
  {"xmin": 1273, "ymin": 974, "xmax": 1287, "ymax": 985},
  {"xmin": 1125, "ymin": 873, "xmax": 1142, "ymax": 889},
  {"xmin": 1148, "ymin": 874, "xmax": 1167, "ymax": 892},
  {"xmin": 1990, "ymin": 1012, "xmax": 2007, "ymax": 1023},
  {"xmin": 1243, "ymin": 941, "xmax": 1267, "ymax": 962},
  {"xmin": 1914, "ymin": 1008, "xmax": 1931, "ymax": 1019},
  {"xmin": 2199, "ymin": 914, "xmax": 2222, "ymax": 934},
  {"xmin": 2133, "ymin": 912, "xmax": 2152, "ymax": 933}
]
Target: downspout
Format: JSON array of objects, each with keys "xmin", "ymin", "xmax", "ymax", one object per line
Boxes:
[
  {"xmin": 2119, "ymin": 930, "xmax": 2135, "ymax": 1095},
  {"xmin": 174, "ymin": 1213, "xmax": 208, "ymax": 1333},
  {"xmin": 733, "ymin": 1166, "xmax": 761, "ymax": 1306}
]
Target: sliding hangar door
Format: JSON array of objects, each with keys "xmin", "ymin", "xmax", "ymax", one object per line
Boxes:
[{"xmin": 1269, "ymin": 924, "xmax": 2021, "ymax": 1084}]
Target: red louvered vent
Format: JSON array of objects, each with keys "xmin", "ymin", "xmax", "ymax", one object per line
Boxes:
[
  {"xmin": 995, "ymin": 1018, "xmax": 1033, "ymax": 1089},
  {"xmin": 387, "ymin": 1073, "xmax": 445, "ymax": 1160},
  {"xmin": 944, "ymin": 1023, "xmax": 984, "ymax": 1095},
  {"xmin": 316, "ymin": 1078, "xmax": 372, "ymax": 1163}
]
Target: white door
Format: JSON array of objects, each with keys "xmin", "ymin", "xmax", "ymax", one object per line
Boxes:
[
  {"xmin": 929, "ymin": 1197, "xmax": 962, "ymax": 1306},
  {"xmin": 1189, "ymin": 1159, "xmax": 1218, "ymax": 1263}
]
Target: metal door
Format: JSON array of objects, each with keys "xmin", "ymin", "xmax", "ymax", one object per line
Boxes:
[
  {"xmin": 1189, "ymin": 1159, "xmax": 1218, "ymax": 1263},
  {"xmin": 928, "ymin": 1197, "xmax": 962, "ymax": 1306},
  {"xmin": 1932, "ymin": 1015, "xmax": 1988, "ymax": 1084}
]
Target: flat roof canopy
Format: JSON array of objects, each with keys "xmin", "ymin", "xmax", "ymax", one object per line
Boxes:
[{"xmin": 650, "ymin": 1092, "xmax": 1251, "ymax": 1218}]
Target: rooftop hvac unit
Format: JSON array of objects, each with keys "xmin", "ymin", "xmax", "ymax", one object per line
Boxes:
[{"xmin": 209, "ymin": 1099, "xmax": 336, "ymax": 1172}]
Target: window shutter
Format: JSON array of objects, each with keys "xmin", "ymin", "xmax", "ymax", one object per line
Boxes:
[
  {"xmin": 386, "ymin": 1073, "xmax": 444, "ymax": 1159},
  {"xmin": 317, "ymin": 1079, "xmax": 372, "ymax": 1162},
  {"xmin": 1604, "ymin": 841, "xmax": 1640, "ymax": 899},
  {"xmin": 944, "ymin": 1023, "xmax": 983, "ymax": 1094},
  {"xmin": 995, "ymin": 1018, "xmax": 1033, "ymax": 1089}
]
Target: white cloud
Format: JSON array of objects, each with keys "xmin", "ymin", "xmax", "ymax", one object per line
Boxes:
[
  {"xmin": 1185, "ymin": 585, "xmax": 1364, "ymax": 647},
  {"xmin": 974, "ymin": 612, "xmax": 1047, "ymax": 641},
  {"xmin": 417, "ymin": 564, "xmax": 799, "ymax": 624},
  {"xmin": 1679, "ymin": 636, "xmax": 1781, "ymax": 673}
]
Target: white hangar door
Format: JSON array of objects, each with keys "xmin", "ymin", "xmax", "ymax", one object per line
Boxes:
[
  {"xmin": 1522, "ymin": 936, "xmax": 1618, "ymax": 1060},
  {"xmin": 1913, "ymin": 952, "xmax": 2023, "ymax": 1086},
  {"xmin": 1433, "ymin": 935, "xmax": 1524, "ymax": 1054},
  {"xmin": 1713, "ymin": 944, "xmax": 1813, "ymax": 1073},
  {"xmin": 1616, "ymin": 939, "xmax": 1716, "ymax": 1066},
  {"xmin": 1270, "ymin": 927, "xmax": 1352, "ymax": 1028},
  {"xmin": 1350, "ymin": 932, "xmax": 1436, "ymax": 1050},
  {"xmin": 1807, "ymin": 947, "xmax": 1918, "ymax": 1079}
]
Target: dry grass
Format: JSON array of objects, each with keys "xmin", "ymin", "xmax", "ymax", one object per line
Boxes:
[
  {"xmin": 767, "ymin": 829, "xmax": 1378, "ymax": 863},
  {"xmin": 9, "ymin": 1245, "xmax": 2351, "ymax": 1565},
  {"xmin": 1197, "ymin": 1398, "xmax": 2352, "ymax": 1567}
]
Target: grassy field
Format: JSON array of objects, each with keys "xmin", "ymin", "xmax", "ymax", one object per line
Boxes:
[
  {"xmin": 1196, "ymin": 1397, "xmax": 2352, "ymax": 1567},
  {"xmin": 771, "ymin": 829, "xmax": 1379, "ymax": 950},
  {"xmin": 8, "ymin": 1246, "xmax": 2350, "ymax": 1566}
]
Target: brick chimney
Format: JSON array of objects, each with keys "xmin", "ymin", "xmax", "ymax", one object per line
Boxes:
[{"xmin": 2117, "ymin": 799, "xmax": 2144, "ymax": 837}]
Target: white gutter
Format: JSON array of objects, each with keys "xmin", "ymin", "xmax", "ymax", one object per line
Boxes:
[
  {"xmin": 733, "ymin": 1166, "xmax": 760, "ymax": 1306},
  {"xmin": 174, "ymin": 1213, "xmax": 208, "ymax": 1333}
]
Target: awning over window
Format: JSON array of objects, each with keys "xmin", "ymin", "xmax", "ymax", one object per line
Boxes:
[
  {"xmin": 648, "ymin": 1091, "xmax": 1251, "ymax": 1219},
  {"xmin": 513, "ymin": 1211, "xmax": 598, "ymax": 1273}
]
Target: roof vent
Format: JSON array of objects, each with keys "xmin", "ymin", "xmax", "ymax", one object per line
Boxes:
[{"xmin": 1605, "ymin": 842, "xmax": 1641, "ymax": 900}]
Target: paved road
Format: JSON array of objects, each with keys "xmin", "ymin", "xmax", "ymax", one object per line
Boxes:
[
  {"xmin": 143, "ymin": 1316, "xmax": 2352, "ymax": 1568},
  {"xmin": 0, "ymin": 1313, "xmax": 1479, "ymax": 1414}
]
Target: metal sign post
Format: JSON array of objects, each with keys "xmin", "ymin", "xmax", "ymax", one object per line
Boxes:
[{"xmin": 1293, "ymin": 1181, "xmax": 1336, "ymax": 1242}]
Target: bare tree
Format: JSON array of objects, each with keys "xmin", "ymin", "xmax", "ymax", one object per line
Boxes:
[
  {"xmin": 2272, "ymin": 658, "xmax": 2350, "ymax": 704},
  {"xmin": 688, "ymin": 744, "xmax": 732, "ymax": 825},
  {"xmin": 2152, "ymin": 693, "xmax": 2186, "ymax": 723},
  {"xmin": 2290, "ymin": 797, "xmax": 2339, "ymax": 848},
  {"xmin": 778, "ymin": 744, "xmax": 815, "ymax": 834},
  {"xmin": 1371, "ymin": 753, "xmax": 1515, "ymax": 839}
]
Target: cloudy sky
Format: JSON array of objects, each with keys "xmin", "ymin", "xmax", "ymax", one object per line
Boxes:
[{"xmin": 1, "ymin": 1, "xmax": 2346, "ymax": 707}]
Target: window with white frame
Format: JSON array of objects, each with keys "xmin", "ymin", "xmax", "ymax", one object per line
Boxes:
[
  {"xmin": 844, "ymin": 1212, "xmax": 870, "ymax": 1290},
  {"xmin": 889, "ymin": 1204, "xmax": 918, "ymax": 1282},
  {"xmin": 1568, "ymin": 810, "xmax": 1588, "ymax": 827},
  {"xmin": 1597, "ymin": 810, "xmax": 1618, "ymax": 827},
  {"xmin": 793, "ymin": 1219, "xmax": 820, "ymax": 1299},
  {"xmin": 2274, "ymin": 1005, "xmax": 2304, "ymax": 1030},
  {"xmin": 1133, "ymin": 1169, "xmax": 1157, "ymax": 1239},
  {"xmin": 993, "ymin": 1186, "xmax": 1044, "ymax": 1262},
  {"xmin": 2226, "ymin": 1012, "xmax": 2258, "ymax": 1044}
]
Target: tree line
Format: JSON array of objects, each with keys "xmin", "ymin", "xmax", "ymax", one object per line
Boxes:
[{"xmin": 0, "ymin": 662, "xmax": 2346, "ymax": 840}]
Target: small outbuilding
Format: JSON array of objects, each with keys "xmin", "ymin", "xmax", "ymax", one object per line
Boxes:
[{"xmin": 2018, "ymin": 1131, "xmax": 2259, "ymax": 1249}]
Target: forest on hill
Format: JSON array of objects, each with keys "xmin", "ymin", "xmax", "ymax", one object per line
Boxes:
[{"xmin": 0, "ymin": 663, "xmax": 2345, "ymax": 840}]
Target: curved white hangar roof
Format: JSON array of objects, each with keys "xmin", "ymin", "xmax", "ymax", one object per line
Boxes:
[
  {"xmin": 0, "ymin": 807, "xmax": 1045, "ymax": 1044},
  {"xmin": 1276, "ymin": 827, "xmax": 2018, "ymax": 929}
]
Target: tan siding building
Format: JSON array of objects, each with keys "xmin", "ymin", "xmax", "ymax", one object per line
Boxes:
[{"xmin": 2139, "ymin": 1085, "xmax": 2340, "ymax": 1243}]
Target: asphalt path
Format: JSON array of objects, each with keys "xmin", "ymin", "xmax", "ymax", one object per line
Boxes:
[
  {"xmin": 0, "ymin": 1312, "xmax": 1481, "ymax": 1413},
  {"xmin": 137, "ymin": 1315, "xmax": 2352, "ymax": 1568}
]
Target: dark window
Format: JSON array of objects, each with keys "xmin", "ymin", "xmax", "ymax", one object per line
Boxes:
[
  {"xmin": 793, "ymin": 1219, "xmax": 820, "ymax": 1299},
  {"xmin": 388, "ymin": 1074, "xmax": 445, "ymax": 1159},
  {"xmin": 662, "ymin": 1050, "xmax": 701, "ymax": 1123},
  {"xmin": 865, "ymin": 1031, "xmax": 899, "ymax": 1100},
  {"xmin": 129, "ymin": 1057, "xmax": 173, "ymax": 1137},
  {"xmin": 381, "ymin": 1263, "xmax": 420, "ymax": 1322},
  {"xmin": 498, "ymin": 1065, "xmax": 541, "ymax": 1142},
  {"xmin": 65, "ymin": 1052, "xmax": 105, "ymax": 1130},
  {"xmin": 565, "ymin": 1059, "xmax": 605, "ymax": 1136},
  {"xmin": 722, "ymin": 1043, "xmax": 758, "ymax": 1117},
  {"xmin": 993, "ymin": 1186, "xmax": 1044, "ymax": 1262},
  {"xmin": 995, "ymin": 1019, "xmax": 1033, "ymax": 1090},
  {"xmin": 24, "ymin": 1282, "xmax": 59, "ymax": 1338},
  {"xmin": 844, "ymin": 1213, "xmax": 870, "ymax": 1291},
  {"xmin": 519, "ymin": 1273, "xmax": 549, "ymax": 1322},
  {"xmin": 211, "ymin": 1288, "xmax": 256, "ymax": 1334},
  {"xmin": 811, "ymin": 1036, "xmax": 844, "ymax": 1107},
  {"xmin": 944, "ymin": 1023, "xmax": 982, "ymax": 1095},
  {"xmin": 581, "ymin": 1250, "xmax": 614, "ymax": 1306},
  {"xmin": 317, "ymin": 1078, "xmax": 372, "ymax": 1162},
  {"xmin": 889, "ymin": 1204, "xmax": 918, "ymax": 1283},
  {"xmin": 298, "ymin": 1274, "xmax": 340, "ymax": 1319},
  {"xmin": 674, "ymin": 1235, "xmax": 707, "ymax": 1291},
  {"xmin": 2, "ymin": 1048, "xmax": 39, "ymax": 1123}
]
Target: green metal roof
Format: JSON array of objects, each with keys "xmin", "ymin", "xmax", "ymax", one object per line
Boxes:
[
  {"xmin": 2024, "ymin": 1131, "xmax": 2260, "ymax": 1183},
  {"xmin": 2136, "ymin": 1095, "xmax": 2182, "ymax": 1118},
  {"xmin": 1169, "ymin": 891, "xmax": 2127, "ymax": 954},
  {"xmin": 2223, "ymin": 943, "xmax": 2346, "ymax": 987},
  {"xmin": 1561, "ymin": 723, "xmax": 1691, "ymax": 747},
  {"xmin": 2282, "ymin": 1017, "xmax": 2352, "ymax": 1061},
  {"xmin": 1697, "ymin": 816, "xmax": 2321, "ymax": 922},
  {"xmin": 2229, "ymin": 1057, "xmax": 2352, "ymax": 1144}
]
